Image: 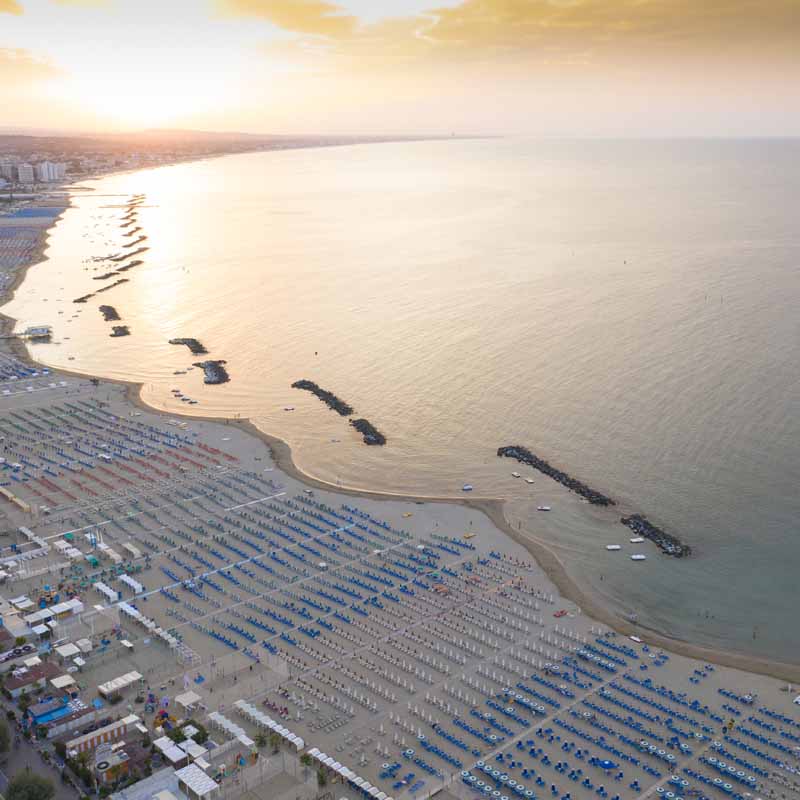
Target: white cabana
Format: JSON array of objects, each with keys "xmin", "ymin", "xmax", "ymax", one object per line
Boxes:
[
  {"xmin": 98, "ymin": 670, "xmax": 142, "ymax": 697},
  {"xmin": 51, "ymin": 674, "xmax": 76, "ymax": 690},
  {"xmin": 175, "ymin": 690, "xmax": 202, "ymax": 710},
  {"xmin": 95, "ymin": 582, "xmax": 117, "ymax": 602},
  {"xmin": 232, "ymin": 699, "xmax": 304, "ymax": 749},
  {"xmin": 55, "ymin": 642, "xmax": 80, "ymax": 659},
  {"xmin": 119, "ymin": 574, "xmax": 144, "ymax": 595},
  {"xmin": 175, "ymin": 763, "xmax": 219, "ymax": 799}
]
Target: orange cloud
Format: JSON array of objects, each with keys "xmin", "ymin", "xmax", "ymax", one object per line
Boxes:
[
  {"xmin": 0, "ymin": 0, "xmax": 22, "ymax": 13},
  {"xmin": 260, "ymin": 0, "xmax": 800, "ymax": 72},
  {"xmin": 218, "ymin": 0, "xmax": 357, "ymax": 37},
  {"xmin": 0, "ymin": 49, "xmax": 62, "ymax": 82}
]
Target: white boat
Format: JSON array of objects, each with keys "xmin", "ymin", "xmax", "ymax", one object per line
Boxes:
[
  {"xmin": 511, "ymin": 472, "xmax": 520, "ymax": 478},
  {"xmin": 525, "ymin": 478, "xmax": 535, "ymax": 484},
  {"xmin": 284, "ymin": 406, "xmax": 295, "ymax": 411},
  {"xmin": 630, "ymin": 554, "xmax": 647, "ymax": 561},
  {"xmin": 462, "ymin": 484, "xmax": 473, "ymax": 492},
  {"xmin": 606, "ymin": 545, "xmax": 621, "ymax": 551},
  {"xmin": 630, "ymin": 537, "xmax": 645, "ymax": 543},
  {"xmin": 537, "ymin": 505, "xmax": 551, "ymax": 512}
]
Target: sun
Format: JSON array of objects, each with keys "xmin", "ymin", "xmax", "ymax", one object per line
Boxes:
[{"xmin": 60, "ymin": 62, "xmax": 234, "ymax": 130}]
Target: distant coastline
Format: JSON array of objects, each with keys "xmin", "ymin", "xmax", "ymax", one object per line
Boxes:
[{"xmin": 2, "ymin": 146, "xmax": 799, "ymax": 685}]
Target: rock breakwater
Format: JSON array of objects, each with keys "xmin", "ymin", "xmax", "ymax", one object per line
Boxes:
[
  {"xmin": 621, "ymin": 514, "xmax": 691, "ymax": 557},
  {"xmin": 194, "ymin": 360, "xmax": 229, "ymax": 384},
  {"xmin": 350, "ymin": 418, "xmax": 387, "ymax": 446},
  {"xmin": 291, "ymin": 380, "xmax": 353, "ymax": 416},
  {"xmin": 99, "ymin": 305, "xmax": 120, "ymax": 321},
  {"xmin": 498, "ymin": 445, "xmax": 615, "ymax": 506},
  {"xmin": 169, "ymin": 338, "xmax": 208, "ymax": 355}
]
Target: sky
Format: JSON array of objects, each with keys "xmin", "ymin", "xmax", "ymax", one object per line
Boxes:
[{"xmin": 0, "ymin": 0, "xmax": 798, "ymax": 136}]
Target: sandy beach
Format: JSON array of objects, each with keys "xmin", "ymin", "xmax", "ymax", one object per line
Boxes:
[
  {"xmin": 1, "ymin": 184, "xmax": 799, "ymax": 800},
  {"xmin": 1, "ymin": 185, "xmax": 799, "ymax": 687}
]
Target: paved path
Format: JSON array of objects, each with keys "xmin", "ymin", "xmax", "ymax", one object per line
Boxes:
[{"xmin": 0, "ymin": 737, "xmax": 79, "ymax": 800}]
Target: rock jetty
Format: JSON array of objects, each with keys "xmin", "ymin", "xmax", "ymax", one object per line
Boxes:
[
  {"xmin": 194, "ymin": 360, "xmax": 229, "ymax": 385},
  {"xmin": 123, "ymin": 235, "xmax": 147, "ymax": 248},
  {"xmin": 73, "ymin": 278, "xmax": 129, "ymax": 303},
  {"xmin": 169, "ymin": 338, "xmax": 208, "ymax": 355},
  {"xmin": 110, "ymin": 326, "xmax": 130, "ymax": 337},
  {"xmin": 291, "ymin": 380, "xmax": 354, "ymax": 416},
  {"xmin": 99, "ymin": 305, "xmax": 120, "ymax": 321},
  {"xmin": 350, "ymin": 418, "xmax": 386, "ymax": 446},
  {"xmin": 497, "ymin": 445, "xmax": 615, "ymax": 506},
  {"xmin": 621, "ymin": 514, "xmax": 691, "ymax": 557},
  {"xmin": 111, "ymin": 247, "xmax": 147, "ymax": 262}
]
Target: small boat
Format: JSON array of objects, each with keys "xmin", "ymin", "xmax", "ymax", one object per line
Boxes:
[
  {"xmin": 537, "ymin": 505, "xmax": 551, "ymax": 511},
  {"xmin": 464, "ymin": 533, "xmax": 476, "ymax": 539},
  {"xmin": 511, "ymin": 472, "xmax": 520, "ymax": 478},
  {"xmin": 525, "ymin": 478, "xmax": 535, "ymax": 484},
  {"xmin": 606, "ymin": 545, "xmax": 621, "ymax": 551},
  {"xmin": 284, "ymin": 406, "xmax": 295, "ymax": 411},
  {"xmin": 630, "ymin": 537, "xmax": 644, "ymax": 543},
  {"xmin": 631, "ymin": 554, "xmax": 647, "ymax": 561},
  {"xmin": 462, "ymin": 484, "xmax": 473, "ymax": 492}
]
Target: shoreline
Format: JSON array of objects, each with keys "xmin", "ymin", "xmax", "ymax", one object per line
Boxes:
[{"xmin": 2, "ymin": 183, "xmax": 799, "ymax": 686}]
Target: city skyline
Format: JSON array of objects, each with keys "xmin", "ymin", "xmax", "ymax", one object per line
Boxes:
[{"xmin": 1, "ymin": 0, "xmax": 799, "ymax": 137}]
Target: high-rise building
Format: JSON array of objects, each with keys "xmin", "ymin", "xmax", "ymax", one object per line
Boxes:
[
  {"xmin": 16, "ymin": 163, "xmax": 34, "ymax": 184},
  {"xmin": 0, "ymin": 162, "xmax": 15, "ymax": 180},
  {"xmin": 34, "ymin": 161, "xmax": 68, "ymax": 182}
]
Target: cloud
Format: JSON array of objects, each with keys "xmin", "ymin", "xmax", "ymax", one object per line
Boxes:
[
  {"xmin": 218, "ymin": 0, "xmax": 357, "ymax": 37},
  {"xmin": 0, "ymin": 0, "xmax": 22, "ymax": 13},
  {"xmin": 259, "ymin": 0, "xmax": 800, "ymax": 73},
  {"xmin": 0, "ymin": 49, "xmax": 62, "ymax": 83}
]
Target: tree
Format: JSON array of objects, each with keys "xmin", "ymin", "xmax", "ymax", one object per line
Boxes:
[
  {"xmin": 254, "ymin": 732, "xmax": 267, "ymax": 749},
  {"xmin": 299, "ymin": 753, "xmax": 312, "ymax": 768},
  {"xmin": 268, "ymin": 732, "xmax": 281, "ymax": 754},
  {"xmin": 6, "ymin": 772, "xmax": 56, "ymax": 800},
  {"xmin": 0, "ymin": 717, "xmax": 9, "ymax": 754},
  {"xmin": 316, "ymin": 768, "xmax": 327, "ymax": 788}
]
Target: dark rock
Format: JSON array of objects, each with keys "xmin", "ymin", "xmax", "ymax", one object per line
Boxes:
[
  {"xmin": 497, "ymin": 445, "xmax": 615, "ymax": 506},
  {"xmin": 169, "ymin": 338, "xmax": 208, "ymax": 355},
  {"xmin": 350, "ymin": 418, "xmax": 386, "ymax": 446},
  {"xmin": 621, "ymin": 514, "xmax": 691, "ymax": 558},
  {"xmin": 291, "ymin": 380, "xmax": 353, "ymax": 416},
  {"xmin": 99, "ymin": 305, "xmax": 120, "ymax": 322},
  {"xmin": 194, "ymin": 360, "xmax": 229, "ymax": 384}
]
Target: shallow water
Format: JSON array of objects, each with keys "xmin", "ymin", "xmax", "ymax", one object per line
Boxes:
[{"xmin": 7, "ymin": 138, "xmax": 800, "ymax": 664}]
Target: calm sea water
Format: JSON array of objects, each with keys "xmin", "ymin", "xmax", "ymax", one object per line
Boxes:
[{"xmin": 7, "ymin": 138, "xmax": 800, "ymax": 664}]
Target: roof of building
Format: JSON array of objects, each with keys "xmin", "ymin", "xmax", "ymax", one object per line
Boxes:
[
  {"xmin": 175, "ymin": 764, "xmax": 219, "ymax": 797},
  {"xmin": 5, "ymin": 661, "xmax": 62, "ymax": 691}
]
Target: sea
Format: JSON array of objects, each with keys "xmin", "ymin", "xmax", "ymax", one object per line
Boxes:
[{"xmin": 6, "ymin": 138, "xmax": 800, "ymax": 665}]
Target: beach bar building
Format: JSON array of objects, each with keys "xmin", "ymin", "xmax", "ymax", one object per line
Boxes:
[{"xmin": 67, "ymin": 714, "xmax": 140, "ymax": 756}]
